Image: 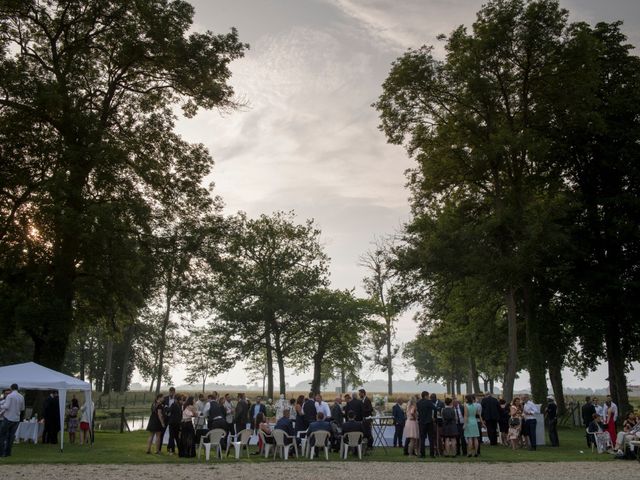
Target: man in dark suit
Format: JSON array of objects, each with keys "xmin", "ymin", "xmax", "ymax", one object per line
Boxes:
[
  {"xmin": 417, "ymin": 390, "xmax": 436, "ymax": 458},
  {"xmin": 303, "ymin": 392, "xmax": 317, "ymax": 427},
  {"xmin": 274, "ymin": 408, "xmax": 296, "ymax": 445},
  {"xmin": 42, "ymin": 391, "xmax": 60, "ymax": 444},
  {"xmin": 208, "ymin": 392, "xmax": 227, "ymax": 431},
  {"xmin": 480, "ymin": 391, "xmax": 500, "ymax": 446},
  {"xmin": 581, "ymin": 396, "xmax": 596, "ymax": 448},
  {"xmin": 341, "ymin": 410, "xmax": 364, "ymax": 455},
  {"xmin": 359, "ymin": 389, "xmax": 374, "ymax": 450},
  {"xmin": 234, "ymin": 393, "xmax": 249, "ymax": 434},
  {"xmin": 452, "ymin": 396, "xmax": 467, "ymax": 456},
  {"xmin": 346, "ymin": 393, "xmax": 363, "ymax": 421},
  {"xmin": 331, "ymin": 396, "xmax": 344, "ymax": 427},
  {"xmin": 167, "ymin": 395, "xmax": 183, "ymax": 454},
  {"xmin": 250, "ymin": 396, "xmax": 267, "ymax": 431},
  {"xmin": 308, "ymin": 412, "xmax": 332, "ymax": 453},
  {"xmin": 392, "ymin": 397, "xmax": 406, "ymax": 448},
  {"xmin": 545, "ymin": 397, "xmax": 559, "ymax": 447}
]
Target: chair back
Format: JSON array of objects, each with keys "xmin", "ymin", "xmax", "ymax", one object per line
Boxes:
[
  {"xmin": 257, "ymin": 429, "xmax": 272, "ymax": 444},
  {"xmin": 309, "ymin": 430, "xmax": 330, "ymax": 447},
  {"xmin": 237, "ymin": 428, "xmax": 253, "ymax": 445},
  {"xmin": 343, "ymin": 431, "xmax": 362, "ymax": 447},
  {"xmin": 206, "ymin": 428, "xmax": 226, "ymax": 445},
  {"xmin": 272, "ymin": 429, "xmax": 287, "ymax": 446}
]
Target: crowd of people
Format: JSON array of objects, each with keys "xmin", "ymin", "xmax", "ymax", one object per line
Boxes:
[
  {"xmin": 582, "ymin": 395, "xmax": 639, "ymax": 455},
  {"xmin": 143, "ymin": 387, "xmax": 567, "ymax": 459}
]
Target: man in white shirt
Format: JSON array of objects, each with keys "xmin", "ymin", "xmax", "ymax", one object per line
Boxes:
[
  {"xmin": 315, "ymin": 394, "xmax": 331, "ymax": 419},
  {"xmin": 0, "ymin": 383, "xmax": 25, "ymax": 457},
  {"xmin": 593, "ymin": 398, "xmax": 604, "ymax": 417},
  {"xmin": 522, "ymin": 394, "xmax": 540, "ymax": 451}
]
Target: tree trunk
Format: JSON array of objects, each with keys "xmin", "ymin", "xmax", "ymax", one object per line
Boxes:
[
  {"xmin": 468, "ymin": 357, "xmax": 480, "ymax": 393},
  {"xmin": 604, "ymin": 325, "xmax": 630, "ymax": 418},
  {"xmin": 503, "ymin": 288, "xmax": 518, "ymax": 402},
  {"xmin": 386, "ymin": 319, "xmax": 393, "ymax": 395},
  {"xmin": 274, "ymin": 333, "xmax": 287, "ymax": 395},
  {"xmin": 311, "ymin": 352, "xmax": 324, "ymax": 395},
  {"xmin": 103, "ymin": 337, "xmax": 114, "ymax": 394},
  {"xmin": 489, "ymin": 379, "xmax": 494, "ymax": 394},
  {"xmin": 523, "ymin": 284, "xmax": 548, "ymax": 403},
  {"xmin": 118, "ymin": 325, "xmax": 134, "ymax": 393},
  {"xmin": 79, "ymin": 338, "xmax": 86, "ymax": 381},
  {"xmin": 264, "ymin": 324, "xmax": 274, "ymax": 400},
  {"xmin": 456, "ymin": 379, "xmax": 462, "ymax": 396},
  {"xmin": 548, "ymin": 360, "xmax": 566, "ymax": 416},
  {"xmin": 340, "ymin": 369, "xmax": 347, "ymax": 394},
  {"xmin": 155, "ymin": 280, "xmax": 173, "ymax": 396}
]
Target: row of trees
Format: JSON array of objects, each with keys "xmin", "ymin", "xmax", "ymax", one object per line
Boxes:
[{"xmin": 375, "ymin": 0, "xmax": 640, "ymax": 415}]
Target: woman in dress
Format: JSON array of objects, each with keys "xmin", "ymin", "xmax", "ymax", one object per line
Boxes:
[
  {"xmin": 441, "ymin": 397, "xmax": 458, "ymax": 457},
  {"xmin": 604, "ymin": 399, "xmax": 617, "ymax": 444},
  {"xmin": 463, "ymin": 394, "xmax": 480, "ymax": 457},
  {"xmin": 294, "ymin": 395, "xmax": 306, "ymax": 434},
  {"xmin": 404, "ymin": 396, "xmax": 420, "ymax": 456},
  {"xmin": 507, "ymin": 397, "xmax": 523, "ymax": 450},
  {"xmin": 178, "ymin": 396, "xmax": 197, "ymax": 457},
  {"xmin": 146, "ymin": 394, "xmax": 165, "ymax": 454},
  {"xmin": 256, "ymin": 412, "xmax": 274, "ymax": 453},
  {"xmin": 498, "ymin": 398, "xmax": 509, "ymax": 446},
  {"xmin": 67, "ymin": 397, "xmax": 80, "ymax": 444}
]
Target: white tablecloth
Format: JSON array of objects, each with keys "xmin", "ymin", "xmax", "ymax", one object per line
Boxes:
[{"xmin": 15, "ymin": 422, "xmax": 44, "ymax": 443}]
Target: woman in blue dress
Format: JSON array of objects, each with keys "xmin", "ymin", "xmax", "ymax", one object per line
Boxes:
[{"xmin": 463, "ymin": 394, "xmax": 480, "ymax": 457}]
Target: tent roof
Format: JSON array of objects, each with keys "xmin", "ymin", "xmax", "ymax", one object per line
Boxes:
[{"xmin": 0, "ymin": 362, "xmax": 90, "ymax": 391}]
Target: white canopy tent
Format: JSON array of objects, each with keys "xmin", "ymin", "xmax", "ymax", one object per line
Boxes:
[{"xmin": 0, "ymin": 361, "xmax": 92, "ymax": 451}]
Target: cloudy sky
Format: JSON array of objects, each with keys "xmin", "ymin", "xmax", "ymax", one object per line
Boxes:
[{"xmin": 151, "ymin": 0, "xmax": 640, "ymax": 391}]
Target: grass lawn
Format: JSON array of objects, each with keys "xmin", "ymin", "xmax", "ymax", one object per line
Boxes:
[{"xmin": 0, "ymin": 426, "xmax": 620, "ymax": 464}]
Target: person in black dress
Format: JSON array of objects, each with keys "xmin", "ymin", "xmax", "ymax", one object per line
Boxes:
[{"xmin": 146, "ymin": 394, "xmax": 165, "ymax": 454}]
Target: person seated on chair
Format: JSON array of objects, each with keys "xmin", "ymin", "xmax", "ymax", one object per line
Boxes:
[
  {"xmin": 253, "ymin": 412, "xmax": 274, "ymax": 455},
  {"xmin": 588, "ymin": 413, "xmax": 613, "ymax": 453},
  {"xmin": 614, "ymin": 412, "xmax": 639, "ymax": 454},
  {"xmin": 341, "ymin": 410, "xmax": 364, "ymax": 455},
  {"xmin": 274, "ymin": 408, "xmax": 298, "ymax": 445},
  {"xmin": 308, "ymin": 411, "xmax": 332, "ymax": 451}
]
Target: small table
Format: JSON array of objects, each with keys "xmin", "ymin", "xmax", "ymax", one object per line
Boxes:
[
  {"xmin": 15, "ymin": 422, "xmax": 44, "ymax": 444},
  {"xmin": 368, "ymin": 415, "xmax": 394, "ymax": 453}
]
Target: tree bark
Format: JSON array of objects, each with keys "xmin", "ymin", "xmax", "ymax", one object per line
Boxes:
[
  {"xmin": 386, "ymin": 319, "xmax": 393, "ymax": 395},
  {"xmin": 155, "ymin": 278, "xmax": 173, "ymax": 396},
  {"xmin": 548, "ymin": 360, "xmax": 566, "ymax": 416},
  {"xmin": 503, "ymin": 288, "xmax": 518, "ymax": 402},
  {"xmin": 118, "ymin": 325, "xmax": 134, "ymax": 393},
  {"xmin": 311, "ymin": 352, "xmax": 324, "ymax": 395},
  {"xmin": 523, "ymin": 284, "xmax": 548, "ymax": 403},
  {"xmin": 103, "ymin": 337, "xmax": 114, "ymax": 394},
  {"xmin": 264, "ymin": 323, "xmax": 274, "ymax": 400},
  {"xmin": 604, "ymin": 325, "xmax": 630, "ymax": 419}
]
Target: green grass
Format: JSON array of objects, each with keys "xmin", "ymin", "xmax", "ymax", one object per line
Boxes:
[{"xmin": 0, "ymin": 426, "xmax": 621, "ymax": 464}]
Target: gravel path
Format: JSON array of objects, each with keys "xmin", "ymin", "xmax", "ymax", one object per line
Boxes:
[{"xmin": 1, "ymin": 462, "xmax": 637, "ymax": 480}]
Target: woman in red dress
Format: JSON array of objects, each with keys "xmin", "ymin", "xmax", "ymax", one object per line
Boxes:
[{"xmin": 604, "ymin": 399, "xmax": 617, "ymax": 444}]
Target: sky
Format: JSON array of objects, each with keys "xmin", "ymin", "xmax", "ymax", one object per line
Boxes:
[{"xmin": 135, "ymin": 0, "xmax": 640, "ymax": 392}]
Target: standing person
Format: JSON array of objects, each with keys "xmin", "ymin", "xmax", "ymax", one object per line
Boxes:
[
  {"xmin": 331, "ymin": 396, "xmax": 344, "ymax": 427},
  {"xmin": 392, "ymin": 397, "xmax": 406, "ymax": 448},
  {"xmin": 0, "ymin": 383, "xmax": 24, "ymax": 458},
  {"xmin": 463, "ymin": 394, "xmax": 480, "ymax": 457},
  {"xmin": 166, "ymin": 394, "xmax": 183, "ymax": 455},
  {"xmin": 593, "ymin": 397, "xmax": 603, "ymax": 417},
  {"xmin": 43, "ymin": 391, "xmax": 60, "ymax": 444},
  {"xmin": 146, "ymin": 394, "xmax": 165, "ymax": 454},
  {"xmin": 294, "ymin": 395, "xmax": 307, "ymax": 434},
  {"xmin": 161, "ymin": 387, "xmax": 178, "ymax": 452},
  {"xmin": 346, "ymin": 392, "xmax": 363, "ymax": 421},
  {"xmin": 431, "ymin": 393, "xmax": 445, "ymax": 455},
  {"xmin": 303, "ymin": 393, "xmax": 317, "ymax": 430},
  {"xmin": 603, "ymin": 397, "xmax": 617, "ymax": 444},
  {"xmin": 508, "ymin": 398, "xmax": 523, "ymax": 450},
  {"xmin": 223, "ymin": 393, "xmax": 234, "ymax": 432},
  {"xmin": 452, "ymin": 396, "xmax": 467, "ymax": 456},
  {"xmin": 522, "ymin": 394, "xmax": 539, "ymax": 451},
  {"xmin": 79, "ymin": 398, "xmax": 94, "ymax": 445},
  {"xmin": 498, "ymin": 398, "xmax": 510, "ymax": 446},
  {"xmin": 359, "ymin": 389, "xmax": 374, "ymax": 451},
  {"xmin": 480, "ymin": 391, "xmax": 500, "ymax": 446},
  {"xmin": 67, "ymin": 397, "xmax": 80, "ymax": 444},
  {"xmin": 417, "ymin": 390, "xmax": 436, "ymax": 458},
  {"xmin": 315, "ymin": 393, "xmax": 331, "ymax": 419},
  {"xmin": 275, "ymin": 394, "xmax": 288, "ymax": 421},
  {"xmin": 207, "ymin": 392, "xmax": 227, "ymax": 431},
  {"xmin": 251, "ymin": 396, "xmax": 267, "ymax": 432},
  {"xmin": 473, "ymin": 393, "xmax": 483, "ymax": 455},
  {"xmin": 195, "ymin": 394, "xmax": 206, "ymax": 415},
  {"xmin": 441, "ymin": 398, "xmax": 459, "ymax": 457},
  {"xmin": 546, "ymin": 396, "xmax": 559, "ymax": 447},
  {"xmin": 178, "ymin": 396, "xmax": 197, "ymax": 458},
  {"xmin": 234, "ymin": 393, "xmax": 249, "ymax": 434},
  {"xmin": 403, "ymin": 396, "xmax": 420, "ymax": 456}
]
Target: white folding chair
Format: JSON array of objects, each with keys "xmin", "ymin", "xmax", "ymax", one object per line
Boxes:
[
  {"xmin": 257, "ymin": 429, "xmax": 274, "ymax": 458},
  {"xmin": 272, "ymin": 429, "xmax": 299, "ymax": 460},
  {"xmin": 197, "ymin": 429, "xmax": 226, "ymax": 461},
  {"xmin": 226, "ymin": 428, "xmax": 253, "ymax": 459},
  {"xmin": 340, "ymin": 431, "xmax": 363, "ymax": 459},
  {"xmin": 308, "ymin": 430, "xmax": 330, "ymax": 460}
]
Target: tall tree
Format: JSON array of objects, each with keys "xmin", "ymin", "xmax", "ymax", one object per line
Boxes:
[
  {"xmin": 360, "ymin": 237, "xmax": 403, "ymax": 395},
  {"xmin": 0, "ymin": 0, "xmax": 246, "ymax": 370},
  {"xmin": 211, "ymin": 211, "xmax": 329, "ymax": 399}
]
